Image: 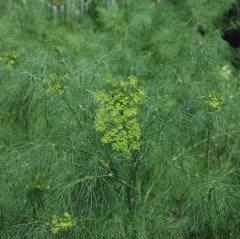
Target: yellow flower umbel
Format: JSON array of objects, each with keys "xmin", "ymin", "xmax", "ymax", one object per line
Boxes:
[
  {"xmin": 51, "ymin": 212, "xmax": 73, "ymax": 235},
  {"xmin": 43, "ymin": 73, "xmax": 68, "ymax": 96},
  {"xmin": 95, "ymin": 75, "xmax": 146, "ymax": 158},
  {"xmin": 0, "ymin": 51, "xmax": 18, "ymax": 69},
  {"xmin": 207, "ymin": 91, "xmax": 224, "ymax": 110},
  {"xmin": 27, "ymin": 173, "xmax": 50, "ymax": 191}
]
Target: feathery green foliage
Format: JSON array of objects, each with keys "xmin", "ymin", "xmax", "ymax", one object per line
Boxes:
[{"xmin": 0, "ymin": 0, "xmax": 240, "ymax": 238}]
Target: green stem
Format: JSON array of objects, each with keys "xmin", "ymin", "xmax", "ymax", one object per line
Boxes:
[
  {"xmin": 126, "ymin": 153, "xmax": 140, "ymax": 238},
  {"xmin": 205, "ymin": 113, "xmax": 212, "ymax": 169}
]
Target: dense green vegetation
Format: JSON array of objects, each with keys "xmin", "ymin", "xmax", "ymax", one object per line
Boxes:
[{"xmin": 0, "ymin": 0, "xmax": 240, "ymax": 238}]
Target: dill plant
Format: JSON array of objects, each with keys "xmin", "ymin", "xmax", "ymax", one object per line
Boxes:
[
  {"xmin": 43, "ymin": 73, "xmax": 85, "ymax": 129},
  {"xmin": 26, "ymin": 173, "xmax": 50, "ymax": 218},
  {"xmin": 94, "ymin": 74, "xmax": 147, "ymax": 235}
]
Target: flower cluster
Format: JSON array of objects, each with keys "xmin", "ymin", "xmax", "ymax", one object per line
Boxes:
[
  {"xmin": 0, "ymin": 51, "xmax": 18, "ymax": 69},
  {"xmin": 207, "ymin": 91, "xmax": 224, "ymax": 110},
  {"xmin": 51, "ymin": 212, "xmax": 73, "ymax": 235},
  {"xmin": 43, "ymin": 73, "xmax": 68, "ymax": 95},
  {"xmin": 27, "ymin": 173, "xmax": 50, "ymax": 191},
  {"xmin": 219, "ymin": 64, "xmax": 232, "ymax": 80},
  {"xmin": 95, "ymin": 75, "xmax": 146, "ymax": 158}
]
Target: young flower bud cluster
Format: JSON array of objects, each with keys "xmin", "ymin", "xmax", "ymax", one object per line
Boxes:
[
  {"xmin": 207, "ymin": 91, "xmax": 224, "ymax": 110},
  {"xmin": 0, "ymin": 51, "xmax": 18, "ymax": 69},
  {"xmin": 43, "ymin": 73, "xmax": 68, "ymax": 95},
  {"xmin": 51, "ymin": 212, "xmax": 73, "ymax": 234},
  {"xmin": 26, "ymin": 173, "xmax": 50, "ymax": 191}
]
